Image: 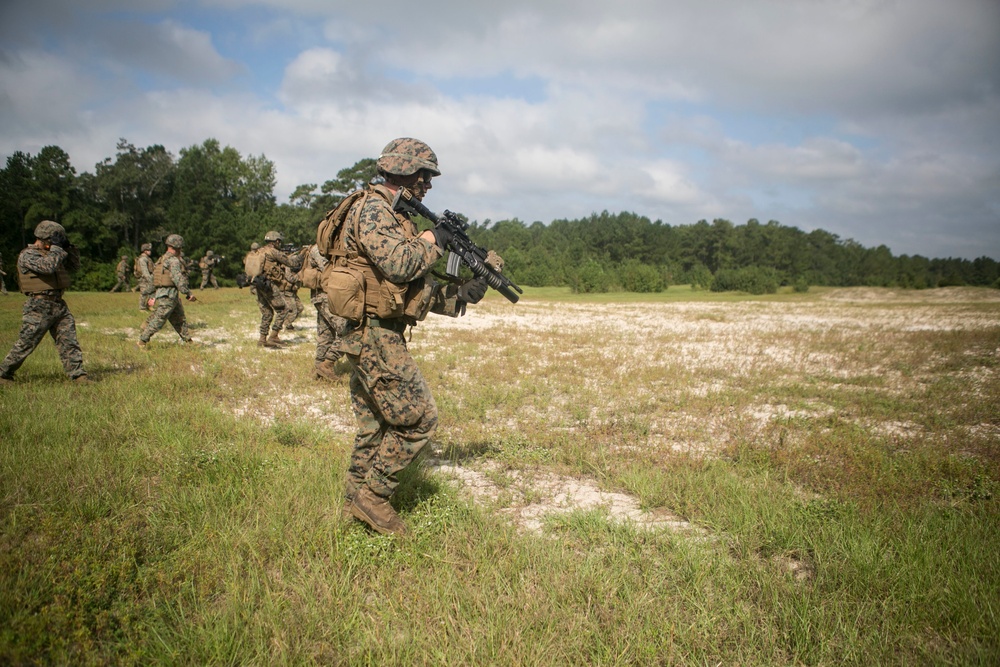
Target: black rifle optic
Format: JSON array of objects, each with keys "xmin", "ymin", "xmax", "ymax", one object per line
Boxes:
[{"xmin": 392, "ymin": 188, "xmax": 523, "ymax": 304}]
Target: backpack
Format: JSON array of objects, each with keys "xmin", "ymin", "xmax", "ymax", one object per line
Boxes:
[
  {"xmin": 315, "ymin": 189, "xmax": 374, "ymax": 322},
  {"xmin": 243, "ymin": 248, "xmax": 265, "ymax": 279},
  {"xmin": 316, "ymin": 189, "xmax": 369, "ymax": 259},
  {"xmin": 133, "ymin": 257, "xmax": 141, "ymax": 278},
  {"xmin": 298, "ymin": 245, "xmax": 323, "ymax": 290}
]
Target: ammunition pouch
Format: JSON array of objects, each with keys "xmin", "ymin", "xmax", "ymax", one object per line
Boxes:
[
  {"xmin": 321, "ymin": 261, "xmax": 366, "ymax": 322},
  {"xmin": 299, "ymin": 260, "xmax": 322, "ymax": 290}
]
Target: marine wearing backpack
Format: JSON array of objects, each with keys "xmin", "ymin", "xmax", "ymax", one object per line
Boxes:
[{"xmin": 244, "ymin": 246, "xmax": 265, "ymax": 280}]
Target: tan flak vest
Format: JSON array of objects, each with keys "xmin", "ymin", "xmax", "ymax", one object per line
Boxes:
[
  {"xmin": 17, "ymin": 247, "xmax": 71, "ymax": 293},
  {"xmin": 336, "ymin": 186, "xmax": 432, "ymax": 321},
  {"xmin": 152, "ymin": 253, "xmax": 179, "ymax": 287},
  {"xmin": 261, "ymin": 246, "xmax": 294, "ymax": 290}
]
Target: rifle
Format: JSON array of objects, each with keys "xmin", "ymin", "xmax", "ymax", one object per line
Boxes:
[{"xmin": 392, "ymin": 188, "xmax": 523, "ymax": 304}]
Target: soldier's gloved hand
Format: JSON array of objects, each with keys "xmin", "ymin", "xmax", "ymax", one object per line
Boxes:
[
  {"xmin": 458, "ymin": 277, "xmax": 488, "ymax": 304},
  {"xmin": 49, "ymin": 231, "xmax": 69, "ymax": 248},
  {"xmin": 431, "ymin": 223, "xmax": 454, "ymax": 251}
]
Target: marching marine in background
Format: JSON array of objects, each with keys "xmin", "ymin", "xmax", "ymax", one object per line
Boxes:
[
  {"xmin": 199, "ymin": 250, "xmax": 222, "ymax": 290},
  {"xmin": 255, "ymin": 231, "xmax": 302, "ymax": 348},
  {"xmin": 137, "ymin": 234, "xmax": 196, "ymax": 348},
  {"xmin": 0, "ymin": 251, "xmax": 8, "ymax": 295},
  {"xmin": 109, "ymin": 254, "xmax": 132, "ymax": 292},
  {"xmin": 0, "ymin": 220, "xmax": 90, "ymax": 385},
  {"xmin": 301, "ymin": 243, "xmax": 347, "ymax": 381},
  {"xmin": 327, "ymin": 137, "xmax": 488, "ymax": 536},
  {"xmin": 135, "ymin": 243, "xmax": 155, "ymax": 310}
]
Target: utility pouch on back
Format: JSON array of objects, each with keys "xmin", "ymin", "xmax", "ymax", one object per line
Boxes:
[{"xmin": 322, "ymin": 262, "xmax": 366, "ymax": 322}]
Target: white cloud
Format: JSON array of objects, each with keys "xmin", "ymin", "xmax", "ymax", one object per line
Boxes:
[{"xmin": 0, "ymin": 0, "xmax": 997, "ymax": 259}]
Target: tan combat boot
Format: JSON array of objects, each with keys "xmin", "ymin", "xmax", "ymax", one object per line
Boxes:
[
  {"xmin": 265, "ymin": 330, "xmax": 286, "ymax": 348},
  {"xmin": 314, "ymin": 359, "xmax": 339, "ymax": 381},
  {"xmin": 350, "ymin": 486, "xmax": 407, "ymax": 536}
]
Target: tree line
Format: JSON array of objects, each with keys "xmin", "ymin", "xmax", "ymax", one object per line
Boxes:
[{"xmin": 2, "ymin": 138, "xmax": 997, "ymax": 293}]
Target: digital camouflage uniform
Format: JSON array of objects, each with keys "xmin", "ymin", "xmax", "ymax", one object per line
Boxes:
[
  {"xmin": 139, "ymin": 252, "xmax": 193, "ymax": 345},
  {"xmin": 110, "ymin": 256, "xmax": 131, "ymax": 292},
  {"xmin": 256, "ymin": 245, "xmax": 302, "ymax": 338},
  {"xmin": 199, "ymin": 252, "xmax": 220, "ymax": 289},
  {"xmin": 308, "ymin": 244, "xmax": 347, "ymax": 365},
  {"xmin": 1, "ymin": 252, "xmax": 8, "ymax": 295},
  {"xmin": 0, "ymin": 242, "xmax": 87, "ymax": 381},
  {"xmin": 136, "ymin": 250, "xmax": 155, "ymax": 310},
  {"xmin": 280, "ymin": 263, "xmax": 305, "ymax": 329},
  {"xmin": 339, "ymin": 183, "xmax": 465, "ymax": 504}
]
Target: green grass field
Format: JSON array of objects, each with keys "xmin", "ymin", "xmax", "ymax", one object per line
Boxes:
[{"xmin": 1, "ymin": 285, "xmax": 998, "ymax": 665}]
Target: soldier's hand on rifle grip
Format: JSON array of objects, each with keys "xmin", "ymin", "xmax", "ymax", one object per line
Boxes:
[
  {"xmin": 458, "ymin": 277, "xmax": 488, "ymax": 304},
  {"xmin": 431, "ymin": 223, "xmax": 454, "ymax": 251}
]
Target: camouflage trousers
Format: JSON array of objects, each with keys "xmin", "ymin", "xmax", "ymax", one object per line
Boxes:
[
  {"xmin": 110, "ymin": 275, "xmax": 132, "ymax": 292},
  {"xmin": 138, "ymin": 279, "xmax": 155, "ymax": 310},
  {"xmin": 256, "ymin": 283, "xmax": 293, "ymax": 335},
  {"xmin": 0, "ymin": 295, "xmax": 85, "ymax": 379},
  {"xmin": 282, "ymin": 288, "xmax": 304, "ymax": 327},
  {"xmin": 345, "ymin": 325, "xmax": 438, "ymax": 500},
  {"xmin": 200, "ymin": 271, "xmax": 218, "ymax": 289},
  {"xmin": 140, "ymin": 295, "xmax": 190, "ymax": 343},
  {"xmin": 313, "ymin": 295, "xmax": 347, "ymax": 363}
]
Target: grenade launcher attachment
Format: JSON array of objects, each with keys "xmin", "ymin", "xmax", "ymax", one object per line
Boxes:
[{"xmin": 392, "ymin": 187, "xmax": 523, "ymax": 304}]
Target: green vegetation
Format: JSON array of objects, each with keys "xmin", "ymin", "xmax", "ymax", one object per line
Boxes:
[
  {"xmin": 1, "ymin": 287, "xmax": 997, "ymax": 665},
  {"xmin": 2, "ymin": 141, "xmax": 998, "ymax": 294}
]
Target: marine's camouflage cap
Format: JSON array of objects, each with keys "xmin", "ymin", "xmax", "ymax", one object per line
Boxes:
[
  {"xmin": 34, "ymin": 220, "xmax": 66, "ymax": 241},
  {"xmin": 141, "ymin": 243, "xmax": 152, "ymax": 252},
  {"xmin": 376, "ymin": 137, "xmax": 440, "ymax": 177},
  {"xmin": 264, "ymin": 231, "xmax": 283, "ymax": 242},
  {"xmin": 165, "ymin": 234, "xmax": 184, "ymax": 249}
]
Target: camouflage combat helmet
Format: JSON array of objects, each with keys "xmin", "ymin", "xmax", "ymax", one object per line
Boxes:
[
  {"xmin": 250, "ymin": 242, "xmax": 260, "ymax": 251},
  {"xmin": 264, "ymin": 231, "xmax": 283, "ymax": 242},
  {"xmin": 141, "ymin": 243, "xmax": 152, "ymax": 252},
  {"xmin": 122, "ymin": 255, "xmax": 128, "ymax": 260},
  {"xmin": 376, "ymin": 137, "xmax": 440, "ymax": 177},
  {"xmin": 34, "ymin": 220, "xmax": 66, "ymax": 241},
  {"xmin": 206, "ymin": 250, "xmax": 214, "ymax": 256},
  {"xmin": 165, "ymin": 234, "xmax": 184, "ymax": 249}
]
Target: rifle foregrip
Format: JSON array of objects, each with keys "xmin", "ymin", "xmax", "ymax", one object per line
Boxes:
[{"xmin": 462, "ymin": 251, "xmax": 521, "ymax": 303}]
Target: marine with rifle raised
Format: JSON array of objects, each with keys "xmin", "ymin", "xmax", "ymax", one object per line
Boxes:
[{"xmin": 321, "ymin": 137, "xmax": 496, "ymax": 536}]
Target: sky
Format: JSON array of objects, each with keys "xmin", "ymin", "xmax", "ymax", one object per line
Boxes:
[{"xmin": 1, "ymin": 0, "xmax": 999, "ymax": 260}]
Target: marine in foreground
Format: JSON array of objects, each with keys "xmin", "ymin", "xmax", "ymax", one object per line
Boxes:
[
  {"xmin": 325, "ymin": 138, "xmax": 491, "ymax": 536},
  {"xmin": 0, "ymin": 220, "xmax": 90, "ymax": 385}
]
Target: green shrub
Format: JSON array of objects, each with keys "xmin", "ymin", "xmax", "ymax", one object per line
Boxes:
[
  {"xmin": 710, "ymin": 266, "xmax": 780, "ymax": 294},
  {"xmin": 618, "ymin": 259, "xmax": 665, "ymax": 293}
]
